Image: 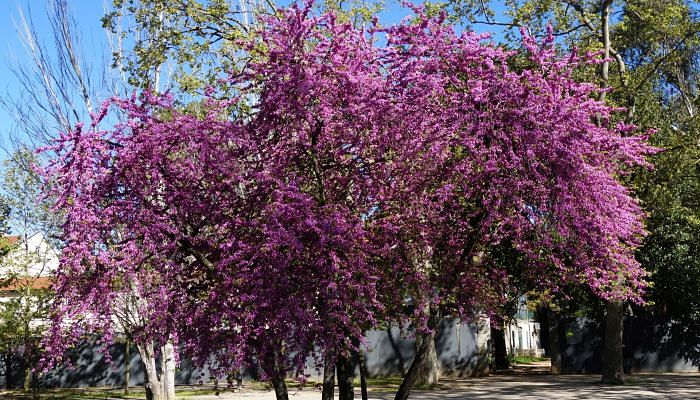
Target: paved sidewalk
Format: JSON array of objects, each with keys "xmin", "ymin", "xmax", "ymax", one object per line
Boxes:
[{"xmin": 190, "ymin": 369, "xmax": 700, "ymax": 400}]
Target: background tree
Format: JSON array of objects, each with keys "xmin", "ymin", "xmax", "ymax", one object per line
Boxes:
[
  {"xmin": 438, "ymin": 0, "xmax": 700, "ymax": 384},
  {"xmin": 0, "ymin": 149, "xmax": 58, "ymax": 391},
  {"xmin": 102, "ymin": 0, "xmax": 265, "ymax": 95}
]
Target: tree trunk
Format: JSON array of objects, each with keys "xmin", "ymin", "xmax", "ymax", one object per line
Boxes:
[
  {"xmin": 547, "ymin": 310, "xmax": 561, "ymax": 375},
  {"xmin": 23, "ymin": 365, "xmax": 30, "ymax": 391},
  {"xmin": 321, "ymin": 357, "xmax": 335, "ymax": 400},
  {"xmin": 357, "ymin": 350, "xmax": 368, "ymax": 400},
  {"xmin": 601, "ymin": 301, "xmax": 625, "ymax": 384},
  {"xmin": 414, "ymin": 331, "xmax": 439, "ymax": 385},
  {"xmin": 336, "ymin": 354, "xmax": 355, "ymax": 400},
  {"xmin": 490, "ymin": 325, "xmax": 510, "ymax": 370},
  {"xmin": 236, "ymin": 369, "xmax": 243, "ymax": 391},
  {"xmin": 4, "ymin": 353, "xmax": 13, "ymax": 389},
  {"xmin": 124, "ymin": 341, "xmax": 131, "ymax": 394},
  {"xmin": 270, "ymin": 376, "xmax": 289, "ymax": 400},
  {"xmin": 137, "ymin": 343, "xmax": 164, "ymax": 400},
  {"xmin": 161, "ymin": 342, "xmax": 176, "ymax": 400},
  {"xmin": 394, "ymin": 328, "xmax": 435, "ymax": 400}
]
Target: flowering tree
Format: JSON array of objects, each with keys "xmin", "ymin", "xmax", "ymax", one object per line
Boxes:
[
  {"xmin": 40, "ymin": 4, "xmax": 653, "ymax": 400},
  {"xmin": 371, "ymin": 15, "xmax": 653, "ymax": 398}
]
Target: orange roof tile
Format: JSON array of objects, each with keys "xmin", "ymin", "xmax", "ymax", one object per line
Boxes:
[{"xmin": 0, "ymin": 276, "xmax": 52, "ymax": 292}]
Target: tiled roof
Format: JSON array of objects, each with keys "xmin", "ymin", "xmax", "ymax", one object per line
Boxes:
[
  {"xmin": 0, "ymin": 276, "xmax": 52, "ymax": 292},
  {"xmin": 1, "ymin": 236, "xmax": 21, "ymax": 246}
]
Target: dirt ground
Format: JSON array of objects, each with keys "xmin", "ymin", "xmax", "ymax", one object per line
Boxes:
[
  {"xmin": 2, "ymin": 361, "xmax": 698, "ymax": 399},
  {"xmin": 190, "ymin": 362, "xmax": 700, "ymax": 400}
]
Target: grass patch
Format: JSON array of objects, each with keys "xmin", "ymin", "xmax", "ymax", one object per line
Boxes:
[
  {"xmin": 509, "ymin": 355, "xmax": 546, "ymax": 364},
  {"xmin": 0, "ymin": 388, "xmax": 145, "ymax": 399},
  {"xmin": 1, "ymin": 377, "xmax": 441, "ymax": 398},
  {"xmin": 0, "ymin": 387, "xmax": 230, "ymax": 400}
]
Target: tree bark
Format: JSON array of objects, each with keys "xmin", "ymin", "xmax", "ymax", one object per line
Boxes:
[
  {"xmin": 490, "ymin": 325, "xmax": 510, "ymax": 370},
  {"xmin": 414, "ymin": 331, "xmax": 439, "ymax": 385},
  {"xmin": 336, "ymin": 354, "xmax": 355, "ymax": 400},
  {"xmin": 547, "ymin": 310, "xmax": 561, "ymax": 375},
  {"xmin": 124, "ymin": 340, "xmax": 131, "ymax": 394},
  {"xmin": 394, "ymin": 327, "xmax": 435, "ymax": 400},
  {"xmin": 321, "ymin": 356, "xmax": 335, "ymax": 400},
  {"xmin": 235, "ymin": 369, "xmax": 243, "ymax": 391},
  {"xmin": 161, "ymin": 342, "xmax": 176, "ymax": 400},
  {"xmin": 4, "ymin": 353, "xmax": 13, "ymax": 389},
  {"xmin": 23, "ymin": 365, "xmax": 30, "ymax": 392},
  {"xmin": 270, "ymin": 376, "xmax": 289, "ymax": 400},
  {"xmin": 601, "ymin": 300, "xmax": 625, "ymax": 384},
  {"xmin": 357, "ymin": 349, "xmax": 368, "ymax": 400},
  {"xmin": 137, "ymin": 343, "xmax": 164, "ymax": 400}
]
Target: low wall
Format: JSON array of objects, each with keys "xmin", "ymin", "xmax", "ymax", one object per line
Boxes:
[
  {"xmin": 549, "ymin": 314, "xmax": 700, "ymax": 374},
  {"xmin": 1, "ymin": 318, "xmax": 491, "ymax": 388}
]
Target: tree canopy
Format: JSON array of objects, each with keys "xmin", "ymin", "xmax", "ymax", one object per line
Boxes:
[{"xmin": 40, "ymin": 3, "xmax": 654, "ymax": 399}]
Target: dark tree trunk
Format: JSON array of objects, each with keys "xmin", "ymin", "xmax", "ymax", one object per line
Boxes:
[
  {"xmin": 145, "ymin": 380, "xmax": 154, "ymax": 400},
  {"xmin": 336, "ymin": 354, "xmax": 355, "ymax": 400},
  {"xmin": 236, "ymin": 369, "xmax": 243, "ymax": 391},
  {"xmin": 270, "ymin": 376, "xmax": 289, "ymax": 400},
  {"xmin": 321, "ymin": 357, "xmax": 335, "ymax": 400},
  {"xmin": 357, "ymin": 349, "xmax": 368, "ymax": 400},
  {"xmin": 490, "ymin": 325, "xmax": 510, "ymax": 370},
  {"xmin": 547, "ymin": 309, "xmax": 562, "ymax": 375},
  {"xmin": 601, "ymin": 300, "xmax": 625, "ymax": 384},
  {"xmin": 4, "ymin": 353, "xmax": 14, "ymax": 389},
  {"xmin": 124, "ymin": 341, "xmax": 131, "ymax": 394},
  {"xmin": 394, "ymin": 328, "xmax": 435, "ymax": 400}
]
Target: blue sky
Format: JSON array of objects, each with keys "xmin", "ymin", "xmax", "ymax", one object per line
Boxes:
[
  {"xmin": 0, "ymin": 0, "xmax": 510, "ymax": 162},
  {"xmin": 0, "ymin": 1, "xmax": 108, "ymax": 157}
]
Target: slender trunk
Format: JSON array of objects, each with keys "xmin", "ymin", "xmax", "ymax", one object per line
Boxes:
[
  {"xmin": 4, "ymin": 353, "xmax": 13, "ymax": 389},
  {"xmin": 414, "ymin": 331, "xmax": 439, "ymax": 385},
  {"xmin": 23, "ymin": 365, "xmax": 31, "ymax": 391},
  {"xmin": 124, "ymin": 340, "xmax": 131, "ymax": 394},
  {"xmin": 336, "ymin": 354, "xmax": 355, "ymax": 400},
  {"xmin": 394, "ymin": 328, "xmax": 435, "ymax": 400},
  {"xmin": 144, "ymin": 371, "xmax": 154, "ymax": 400},
  {"xmin": 321, "ymin": 357, "xmax": 335, "ymax": 400},
  {"xmin": 22, "ymin": 317, "xmax": 30, "ymax": 391},
  {"xmin": 350, "ymin": 338, "xmax": 368, "ymax": 400},
  {"xmin": 161, "ymin": 342, "xmax": 176, "ymax": 400},
  {"xmin": 490, "ymin": 325, "xmax": 510, "ymax": 370},
  {"xmin": 599, "ymin": 0, "xmax": 611, "ymax": 103},
  {"xmin": 270, "ymin": 376, "xmax": 289, "ymax": 400},
  {"xmin": 357, "ymin": 350, "xmax": 368, "ymax": 400},
  {"xmin": 547, "ymin": 310, "xmax": 561, "ymax": 375},
  {"xmin": 137, "ymin": 343, "xmax": 164, "ymax": 400},
  {"xmin": 601, "ymin": 301, "xmax": 625, "ymax": 384}
]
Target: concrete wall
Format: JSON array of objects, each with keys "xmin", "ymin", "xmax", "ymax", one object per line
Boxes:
[
  {"xmin": 361, "ymin": 317, "xmax": 490, "ymax": 378},
  {"xmin": 551, "ymin": 315, "xmax": 699, "ymax": 374}
]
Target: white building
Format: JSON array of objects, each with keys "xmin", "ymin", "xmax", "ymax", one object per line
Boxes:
[
  {"xmin": 505, "ymin": 295, "xmax": 544, "ymax": 357},
  {"xmin": 0, "ymin": 232, "xmax": 58, "ymax": 299}
]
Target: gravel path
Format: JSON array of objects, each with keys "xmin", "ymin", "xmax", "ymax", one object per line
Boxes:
[{"xmin": 189, "ymin": 362, "xmax": 700, "ymax": 400}]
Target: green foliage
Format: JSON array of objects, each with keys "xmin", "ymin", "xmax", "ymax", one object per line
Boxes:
[
  {"xmin": 0, "ymin": 149, "xmax": 58, "ymax": 387},
  {"xmin": 320, "ymin": 0, "xmax": 385, "ymax": 26},
  {"xmin": 103, "ymin": 0, "xmax": 258, "ymax": 94},
  {"xmin": 1, "ymin": 149, "xmax": 58, "ymax": 239},
  {"xmin": 0, "ymin": 198, "xmax": 10, "ymax": 257},
  {"xmin": 636, "ymin": 113, "xmax": 700, "ymax": 362}
]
